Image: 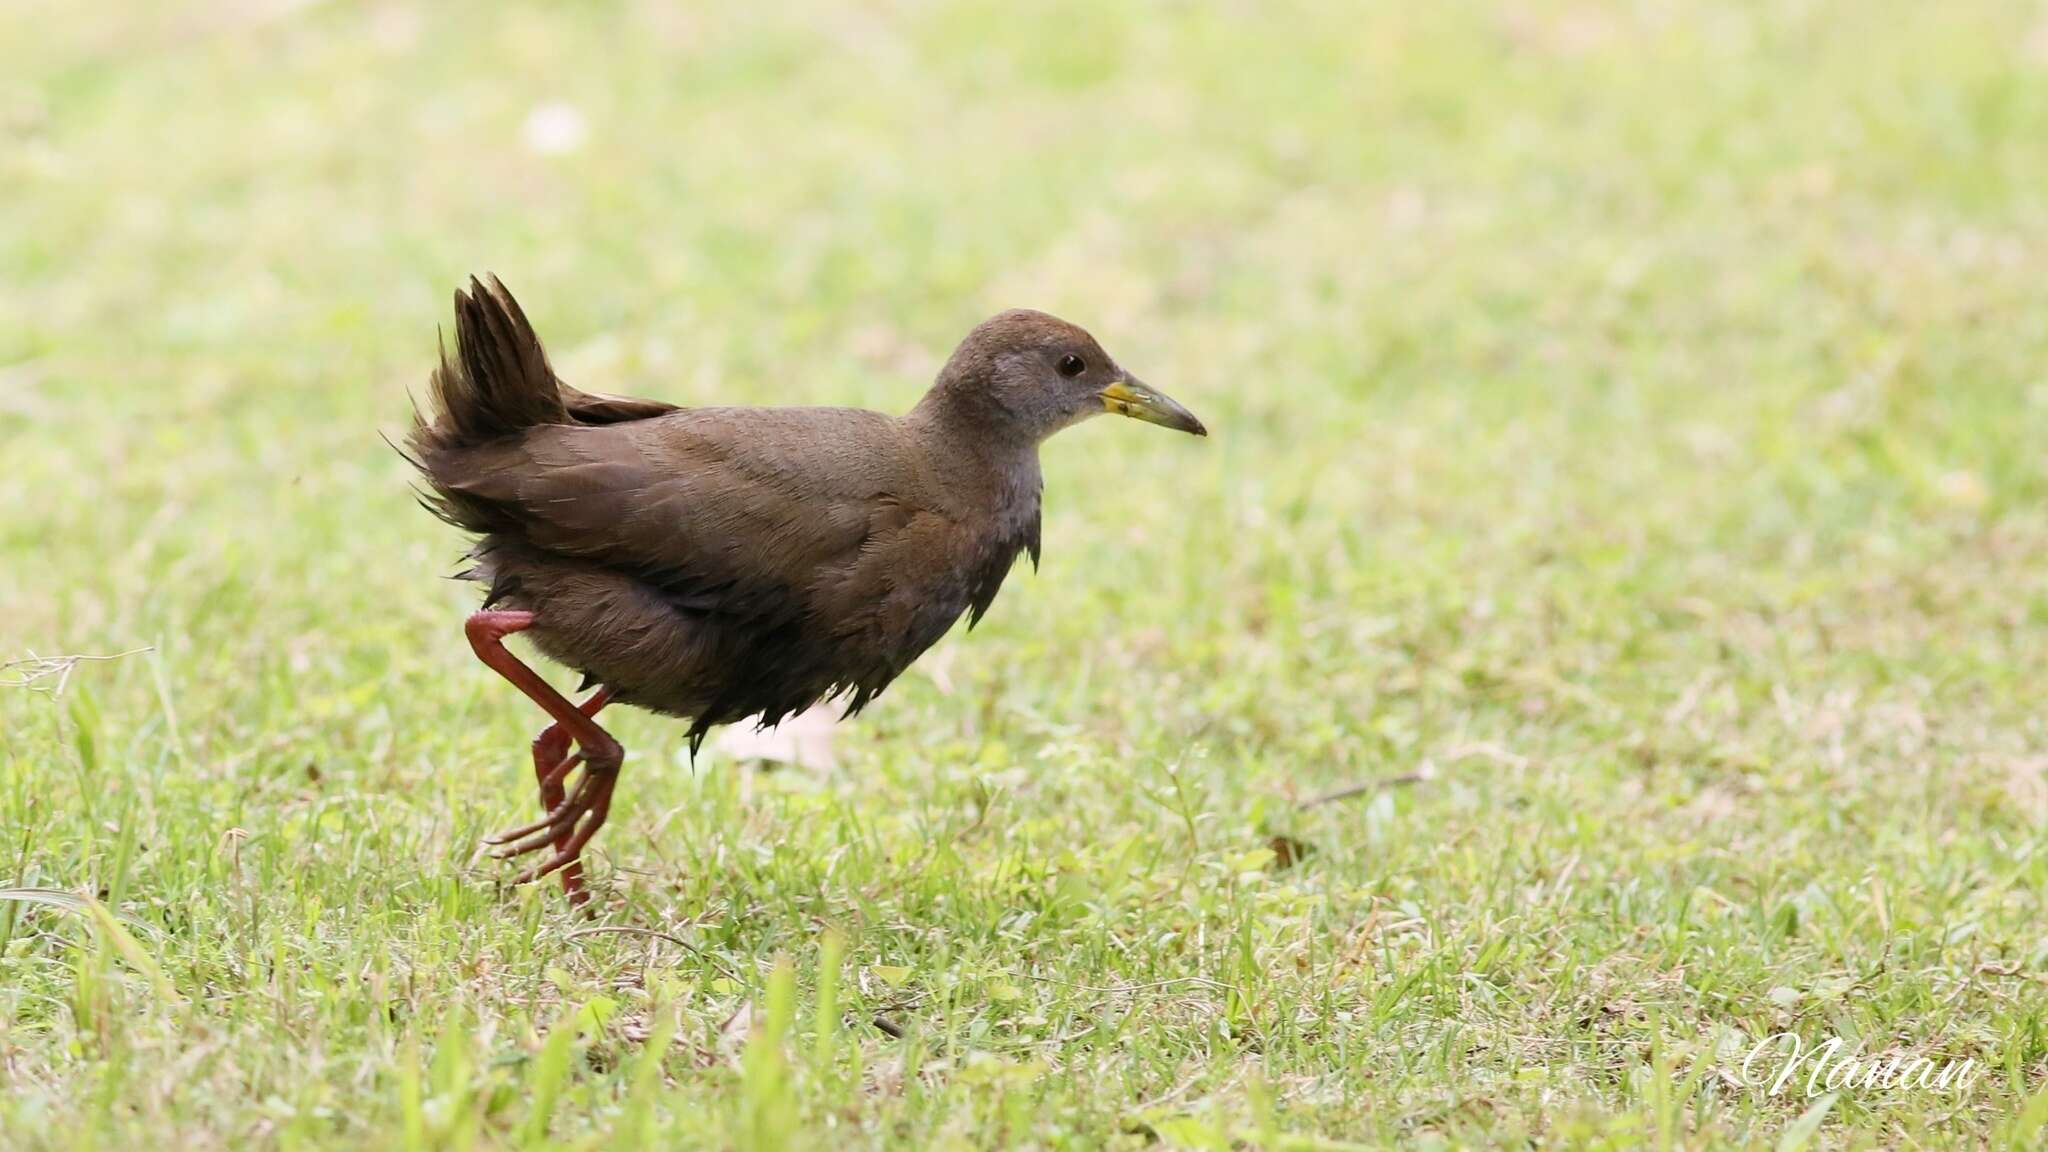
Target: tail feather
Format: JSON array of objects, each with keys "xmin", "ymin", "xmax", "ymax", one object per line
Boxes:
[
  {"xmin": 402, "ymin": 275, "xmax": 682, "ymax": 544},
  {"xmin": 410, "ymin": 275, "xmax": 565, "ymax": 458}
]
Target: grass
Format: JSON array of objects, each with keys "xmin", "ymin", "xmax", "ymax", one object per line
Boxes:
[{"xmin": 5, "ymin": 0, "xmax": 2048, "ymax": 1147}]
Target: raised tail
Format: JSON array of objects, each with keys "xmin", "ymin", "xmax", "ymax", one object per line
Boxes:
[
  {"xmin": 402, "ymin": 276, "xmax": 683, "ymax": 543},
  {"xmin": 407, "ymin": 275, "xmax": 567, "ymax": 459}
]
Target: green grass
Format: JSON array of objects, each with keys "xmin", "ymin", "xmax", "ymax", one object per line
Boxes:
[{"xmin": 6, "ymin": 1, "xmax": 2048, "ymax": 1147}]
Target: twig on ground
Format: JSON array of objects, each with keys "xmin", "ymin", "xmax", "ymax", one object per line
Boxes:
[
  {"xmin": 0, "ymin": 647, "xmax": 154, "ymax": 696},
  {"xmin": 1440, "ymin": 741, "xmax": 1530, "ymax": 770},
  {"xmin": 1296, "ymin": 744, "xmax": 1526, "ymax": 809},
  {"xmin": 1003, "ymin": 969, "xmax": 1234, "ymax": 995},
  {"xmin": 1298, "ymin": 771, "xmax": 1429, "ymax": 809},
  {"xmin": 565, "ymin": 925, "xmax": 746, "ymax": 986},
  {"xmin": 1128, "ymin": 1065, "xmax": 1245, "ymax": 1118}
]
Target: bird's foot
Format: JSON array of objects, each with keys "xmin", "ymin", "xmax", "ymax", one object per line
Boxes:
[
  {"xmin": 512, "ymin": 688, "xmax": 615, "ymax": 904},
  {"xmin": 462, "ymin": 614, "xmax": 619, "ymax": 904},
  {"xmin": 527, "ymin": 740, "xmax": 591, "ymax": 903},
  {"xmin": 486, "ymin": 757, "xmax": 620, "ymax": 886}
]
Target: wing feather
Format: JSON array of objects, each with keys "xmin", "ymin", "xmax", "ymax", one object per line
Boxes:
[{"xmin": 437, "ymin": 407, "xmax": 930, "ymax": 626}]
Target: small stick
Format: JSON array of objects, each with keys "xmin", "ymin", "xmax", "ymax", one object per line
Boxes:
[
  {"xmin": 564, "ymin": 925, "xmax": 745, "ymax": 986},
  {"xmin": 0, "ymin": 647, "xmax": 154, "ymax": 695},
  {"xmin": 1002, "ymin": 970, "xmax": 1234, "ymax": 995},
  {"xmin": 1297, "ymin": 771, "xmax": 1428, "ymax": 809}
]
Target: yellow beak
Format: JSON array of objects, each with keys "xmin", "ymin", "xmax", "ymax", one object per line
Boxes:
[{"xmin": 1100, "ymin": 376, "xmax": 1207, "ymax": 436}]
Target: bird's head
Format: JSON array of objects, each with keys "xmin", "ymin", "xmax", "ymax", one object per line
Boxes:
[{"xmin": 922, "ymin": 309, "xmax": 1207, "ymax": 445}]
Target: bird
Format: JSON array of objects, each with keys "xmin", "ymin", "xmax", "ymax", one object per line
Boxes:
[{"xmin": 405, "ymin": 276, "xmax": 1207, "ymax": 903}]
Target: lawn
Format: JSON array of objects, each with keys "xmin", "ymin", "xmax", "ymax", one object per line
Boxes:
[{"xmin": 5, "ymin": 1, "xmax": 2048, "ymax": 1147}]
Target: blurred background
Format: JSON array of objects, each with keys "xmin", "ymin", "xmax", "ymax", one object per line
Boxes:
[
  {"xmin": 7, "ymin": 2, "xmax": 2048, "ymax": 674},
  {"xmin": 6, "ymin": 1, "xmax": 2048, "ymax": 1145}
]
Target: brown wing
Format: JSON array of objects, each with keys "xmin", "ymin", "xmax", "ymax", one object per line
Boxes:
[{"xmin": 430, "ymin": 406, "xmax": 938, "ymax": 628}]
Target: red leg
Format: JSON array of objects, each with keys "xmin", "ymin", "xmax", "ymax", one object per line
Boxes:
[
  {"xmin": 465, "ymin": 611, "xmax": 625, "ymax": 894},
  {"xmin": 530, "ymin": 686, "xmax": 612, "ymax": 901}
]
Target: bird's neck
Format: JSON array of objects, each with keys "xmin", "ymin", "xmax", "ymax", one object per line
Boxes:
[{"xmin": 903, "ymin": 393, "xmax": 1043, "ymax": 523}]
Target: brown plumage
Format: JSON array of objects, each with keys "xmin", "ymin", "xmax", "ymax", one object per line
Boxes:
[{"xmin": 406, "ymin": 276, "xmax": 1206, "ymax": 901}]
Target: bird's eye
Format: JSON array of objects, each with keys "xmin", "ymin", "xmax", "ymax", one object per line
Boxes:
[{"xmin": 1057, "ymin": 354, "xmax": 1086, "ymax": 378}]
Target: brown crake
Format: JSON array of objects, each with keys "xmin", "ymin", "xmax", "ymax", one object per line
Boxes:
[{"xmin": 405, "ymin": 277, "xmax": 1206, "ymax": 901}]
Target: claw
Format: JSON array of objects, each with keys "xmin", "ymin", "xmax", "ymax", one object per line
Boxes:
[
  {"xmin": 513, "ymin": 791, "xmax": 612, "ymax": 884},
  {"xmin": 489, "ymin": 761, "xmax": 618, "ymax": 864},
  {"xmin": 491, "ymin": 816, "xmax": 579, "ymax": 858},
  {"xmin": 485, "ymin": 807, "xmax": 571, "ymax": 846},
  {"xmin": 510, "ymin": 774, "xmax": 616, "ymax": 884},
  {"xmin": 491, "ymin": 766, "xmax": 603, "ymax": 844}
]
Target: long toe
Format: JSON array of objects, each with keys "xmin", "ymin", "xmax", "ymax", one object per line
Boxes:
[
  {"xmin": 486, "ymin": 799, "xmax": 582, "ymax": 847},
  {"xmin": 490, "ymin": 807, "xmax": 584, "ymax": 857},
  {"xmin": 485, "ymin": 815, "xmax": 555, "ymax": 847},
  {"xmin": 512, "ymin": 775, "xmax": 616, "ymax": 885},
  {"xmin": 513, "ymin": 817, "xmax": 602, "ymax": 885}
]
